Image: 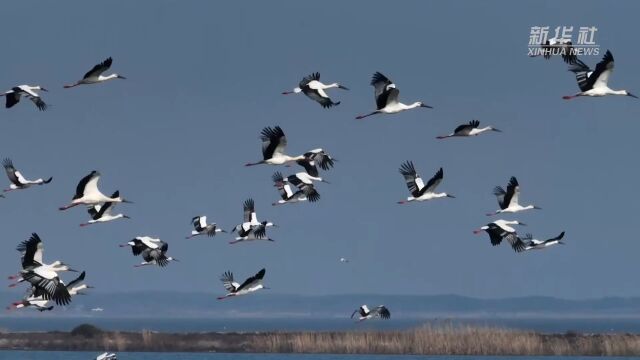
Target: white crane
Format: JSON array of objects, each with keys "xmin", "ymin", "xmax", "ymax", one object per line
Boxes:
[
  {"xmin": 529, "ymin": 38, "xmax": 577, "ymax": 64},
  {"xmin": 397, "ymin": 161, "xmax": 454, "ymax": 204},
  {"xmin": 186, "ymin": 215, "xmax": 226, "ymax": 239},
  {"xmin": 1, "ymin": 85, "xmax": 48, "ymax": 111},
  {"xmin": 282, "ymin": 72, "xmax": 348, "ymax": 108},
  {"xmin": 563, "ymin": 50, "xmax": 637, "ymax": 100},
  {"xmin": 64, "ymin": 57, "xmax": 126, "ymax": 88},
  {"xmin": 473, "ymin": 220, "xmax": 527, "ymax": 252},
  {"xmin": 487, "ymin": 176, "xmax": 540, "ymax": 216},
  {"xmin": 2, "ymin": 158, "xmax": 52, "ymax": 192},
  {"xmin": 96, "ymin": 352, "xmax": 117, "ymax": 360},
  {"xmin": 245, "ymin": 126, "xmax": 335, "ymax": 167},
  {"xmin": 230, "ymin": 199, "xmax": 277, "ymax": 244},
  {"xmin": 59, "ymin": 171, "xmax": 132, "ymax": 211},
  {"xmin": 356, "ymin": 72, "xmax": 432, "ymax": 119},
  {"xmin": 120, "ymin": 237, "xmax": 177, "ymax": 267},
  {"xmin": 10, "ymin": 234, "xmax": 78, "ymax": 305},
  {"xmin": 80, "ymin": 191, "xmax": 130, "ymax": 226},
  {"xmin": 523, "ymin": 231, "xmax": 566, "ymax": 250},
  {"xmin": 436, "ymin": 120, "xmax": 501, "ymax": 139},
  {"xmin": 272, "ymin": 171, "xmax": 320, "ymax": 205},
  {"xmin": 351, "ymin": 305, "xmax": 391, "ymax": 321},
  {"xmin": 217, "ymin": 268, "xmax": 267, "ymax": 300}
]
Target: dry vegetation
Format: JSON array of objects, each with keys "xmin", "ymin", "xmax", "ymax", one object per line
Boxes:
[{"xmin": 2, "ymin": 323, "xmax": 640, "ymax": 355}]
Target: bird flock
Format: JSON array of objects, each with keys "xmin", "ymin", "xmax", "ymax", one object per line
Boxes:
[{"xmin": 3, "ymin": 47, "xmax": 636, "ymax": 321}]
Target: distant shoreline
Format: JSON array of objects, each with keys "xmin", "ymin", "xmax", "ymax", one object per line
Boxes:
[{"xmin": 1, "ymin": 324, "xmax": 640, "ymax": 356}]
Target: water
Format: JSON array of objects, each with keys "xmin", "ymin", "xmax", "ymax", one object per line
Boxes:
[
  {"xmin": 0, "ymin": 353, "xmax": 636, "ymax": 360},
  {"xmin": 2, "ymin": 316, "xmax": 640, "ymax": 333}
]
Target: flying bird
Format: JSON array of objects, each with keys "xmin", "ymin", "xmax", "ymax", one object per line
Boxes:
[
  {"xmin": 523, "ymin": 231, "xmax": 566, "ymax": 251},
  {"xmin": 487, "ymin": 176, "xmax": 540, "ymax": 216},
  {"xmin": 186, "ymin": 216, "xmax": 225, "ymax": 239},
  {"xmin": 120, "ymin": 237, "xmax": 177, "ymax": 267},
  {"xmin": 59, "ymin": 171, "xmax": 131, "ymax": 211},
  {"xmin": 436, "ymin": 120, "xmax": 501, "ymax": 139},
  {"xmin": 245, "ymin": 126, "xmax": 334, "ymax": 167},
  {"xmin": 229, "ymin": 199, "xmax": 277, "ymax": 244},
  {"xmin": 282, "ymin": 72, "xmax": 348, "ymax": 108},
  {"xmin": 398, "ymin": 161, "xmax": 454, "ymax": 204},
  {"xmin": 529, "ymin": 38, "xmax": 577, "ymax": 64},
  {"xmin": 64, "ymin": 57, "xmax": 126, "ymax": 88},
  {"xmin": 563, "ymin": 50, "xmax": 637, "ymax": 99},
  {"xmin": 2, "ymin": 158, "xmax": 52, "ymax": 192},
  {"xmin": 278, "ymin": 158, "xmax": 332, "ymax": 187},
  {"xmin": 356, "ymin": 72, "xmax": 432, "ymax": 119},
  {"xmin": 217, "ymin": 268, "xmax": 267, "ymax": 300},
  {"xmin": 351, "ymin": 305, "xmax": 391, "ymax": 321},
  {"xmin": 272, "ymin": 171, "xmax": 320, "ymax": 205},
  {"xmin": 8, "ymin": 271, "xmax": 92, "ymax": 311},
  {"xmin": 473, "ymin": 220, "xmax": 527, "ymax": 252},
  {"xmin": 80, "ymin": 191, "xmax": 130, "ymax": 226},
  {"xmin": 1, "ymin": 85, "xmax": 48, "ymax": 111}
]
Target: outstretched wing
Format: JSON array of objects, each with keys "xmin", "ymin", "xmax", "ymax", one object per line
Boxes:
[
  {"xmin": 236, "ymin": 268, "xmax": 266, "ymax": 292},
  {"xmin": 260, "ymin": 126, "xmax": 287, "ymax": 160},
  {"xmin": 243, "ymin": 198, "xmax": 255, "ymax": 223},
  {"xmin": 303, "ymin": 149, "xmax": 336, "ymax": 171},
  {"xmin": 220, "ymin": 271, "xmax": 239, "ymax": 292},
  {"xmin": 423, "ymin": 167, "xmax": 444, "ymax": 193},
  {"xmin": 298, "ymin": 72, "xmax": 320, "ymax": 88},
  {"xmin": 399, "ymin": 161, "xmax": 424, "ymax": 197},
  {"xmin": 83, "ymin": 57, "xmax": 113, "ymax": 79}
]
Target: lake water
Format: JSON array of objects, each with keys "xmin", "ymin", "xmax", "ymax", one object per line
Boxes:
[{"xmin": 0, "ymin": 353, "xmax": 637, "ymax": 360}]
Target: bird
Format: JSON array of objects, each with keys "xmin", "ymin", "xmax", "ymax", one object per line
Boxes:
[
  {"xmin": 523, "ymin": 231, "xmax": 566, "ymax": 251},
  {"xmin": 120, "ymin": 237, "xmax": 177, "ymax": 267},
  {"xmin": 186, "ymin": 216, "xmax": 226, "ymax": 239},
  {"xmin": 10, "ymin": 233, "xmax": 78, "ymax": 305},
  {"xmin": 80, "ymin": 191, "xmax": 130, "ymax": 226},
  {"xmin": 64, "ymin": 57, "xmax": 126, "ymax": 88},
  {"xmin": 278, "ymin": 158, "xmax": 332, "ymax": 187},
  {"xmin": 282, "ymin": 72, "xmax": 348, "ymax": 108},
  {"xmin": 8, "ymin": 297, "xmax": 53, "ymax": 312},
  {"xmin": 91, "ymin": 307, "xmax": 104, "ymax": 312},
  {"xmin": 563, "ymin": 50, "xmax": 638, "ymax": 100},
  {"xmin": 245, "ymin": 126, "xmax": 335, "ymax": 167},
  {"xmin": 351, "ymin": 305, "xmax": 391, "ymax": 321},
  {"xmin": 230, "ymin": 199, "xmax": 277, "ymax": 244},
  {"xmin": 339, "ymin": 257, "xmax": 350, "ymax": 263},
  {"xmin": 473, "ymin": 220, "xmax": 527, "ymax": 252},
  {"xmin": 356, "ymin": 72, "xmax": 432, "ymax": 119},
  {"xmin": 436, "ymin": 120, "xmax": 501, "ymax": 139},
  {"xmin": 397, "ymin": 161, "xmax": 454, "ymax": 204},
  {"xmin": 487, "ymin": 176, "xmax": 540, "ymax": 216},
  {"xmin": 217, "ymin": 268, "xmax": 267, "ymax": 300},
  {"xmin": 1, "ymin": 85, "xmax": 48, "ymax": 111},
  {"xmin": 2, "ymin": 158, "xmax": 52, "ymax": 192},
  {"xmin": 59, "ymin": 171, "xmax": 132, "ymax": 211},
  {"xmin": 96, "ymin": 352, "xmax": 117, "ymax": 360},
  {"xmin": 529, "ymin": 38, "xmax": 577, "ymax": 64},
  {"xmin": 272, "ymin": 171, "xmax": 320, "ymax": 205},
  {"xmin": 8, "ymin": 271, "xmax": 92, "ymax": 311}
]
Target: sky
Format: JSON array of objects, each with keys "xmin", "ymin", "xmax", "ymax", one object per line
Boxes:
[{"xmin": 1, "ymin": 0, "xmax": 639, "ymax": 300}]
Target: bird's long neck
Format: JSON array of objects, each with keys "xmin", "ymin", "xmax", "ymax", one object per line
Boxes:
[
  {"xmin": 99, "ymin": 74, "xmax": 119, "ymax": 81},
  {"xmin": 402, "ymin": 102, "xmax": 422, "ymax": 110},
  {"xmin": 324, "ymin": 83, "xmax": 340, "ymax": 89},
  {"xmin": 611, "ymin": 89, "xmax": 628, "ymax": 95}
]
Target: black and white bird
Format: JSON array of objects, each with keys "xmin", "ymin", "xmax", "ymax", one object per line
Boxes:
[
  {"xmin": 2, "ymin": 158, "xmax": 52, "ymax": 192},
  {"xmin": 245, "ymin": 126, "xmax": 335, "ymax": 167},
  {"xmin": 10, "ymin": 233, "xmax": 78, "ymax": 305},
  {"xmin": 356, "ymin": 72, "xmax": 432, "ymax": 119},
  {"xmin": 529, "ymin": 38, "xmax": 577, "ymax": 64},
  {"xmin": 351, "ymin": 305, "xmax": 391, "ymax": 321},
  {"xmin": 563, "ymin": 50, "xmax": 637, "ymax": 99},
  {"xmin": 230, "ymin": 199, "xmax": 277, "ymax": 244},
  {"xmin": 186, "ymin": 216, "xmax": 226, "ymax": 239},
  {"xmin": 1, "ymin": 85, "xmax": 48, "ymax": 111},
  {"xmin": 64, "ymin": 57, "xmax": 126, "ymax": 88},
  {"xmin": 120, "ymin": 237, "xmax": 177, "ymax": 267},
  {"xmin": 59, "ymin": 171, "xmax": 131, "ymax": 211},
  {"xmin": 217, "ymin": 268, "xmax": 267, "ymax": 300},
  {"xmin": 96, "ymin": 352, "xmax": 118, "ymax": 360},
  {"xmin": 278, "ymin": 157, "xmax": 332, "ymax": 187},
  {"xmin": 487, "ymin": 176, "xmax": 540, "ymax": 216},
  {"xmin": 9, "ymin": 271, "xmax": 92, "ymax": 311},
  {"xmin": 436, "ymin": 120, "xmax": 501, "ymax": 139},
  {"xmin": 282, "ymin": 72, "xmax": 348, "ymax": 108},
  {"xmin": 473, "ymin": 220, "xmax": 527, "ymax": 252},
  {"xmin": 272, "ymin": 171, "xmax": 320, "ymax": 205},
  {"xmin": 80, "ymin": 191, "xmax": 130, "ymax": 226},
  {"xmin": 523, "ymin": 231, "xmax": 566, "ymax": 251},
  {"xmin": 397, "ymin": 161, "xmax": 454, "ymax": 204}
]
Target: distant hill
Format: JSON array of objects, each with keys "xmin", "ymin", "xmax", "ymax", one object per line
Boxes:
[{"xmin": 3, "ymin": 292, "xmax": 640, "ymax": 319}]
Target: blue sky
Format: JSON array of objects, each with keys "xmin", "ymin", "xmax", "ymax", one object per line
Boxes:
[{"xmin": 1, "ymin": 0, "xmax": 639, "ymax": 299}]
